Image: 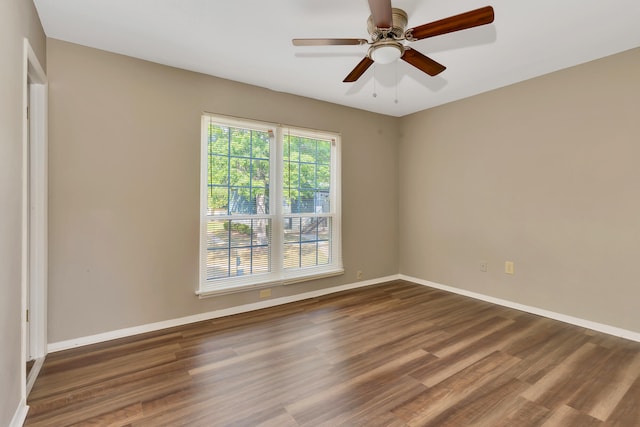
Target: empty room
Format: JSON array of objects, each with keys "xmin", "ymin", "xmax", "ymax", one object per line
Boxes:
[{"xmin": 2, "ymin": 0, "xmax": 640, "ymax": 426}]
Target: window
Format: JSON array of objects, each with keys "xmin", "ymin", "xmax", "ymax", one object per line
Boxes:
[{"xmin": 199, "ymin": 114, "xmax": 342, "ymax": 296}]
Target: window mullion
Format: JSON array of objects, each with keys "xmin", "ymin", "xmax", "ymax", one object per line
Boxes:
[
  {"xmin": 199, "ymin": 116, "xmax": 210, "ymax": 287},
  {"xmin": 271, "ymin": 127, "xmax": 284, "ymax": 276},
  {"xmin": 331, "ymin": 136, "xmax": 342, "ymax": 269},
  {"xmin": 227, "ymin": 125, "xmax": 231, "ymax": 215}
]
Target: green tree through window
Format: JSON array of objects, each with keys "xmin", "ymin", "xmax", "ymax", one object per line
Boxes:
[{"xmin": 199, "ymin": 115, "xmax": 342, "ymax": 295}]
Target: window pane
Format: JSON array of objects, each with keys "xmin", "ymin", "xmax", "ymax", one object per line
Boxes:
[
  {"xmin": 317, "ymin": 140, "xmax": 331, "ymax": 164},
  {"xmin": 316, "ymin": 191, "xmax": 330, "ymax": 213},
  {"xmin": 317, "ymin": 165, "xmax": 330, "ymax": 190},
  {"xmin": 205, "ymin": 220, "xmax": 231, "ymax": 280},
  {"xmin": 209, "ymin": 125, "xmax": 229, "ymax": 155},
  {"xmin": 283, "ymin": 134, "xmax": 332, "ymax": 216},
  {"xmin": 283, "ymin": 162, "xmax": 299, "ymax": 197},
  {"xmin": 283, "ymin": 216, "xmax": 332, "ymax": 270},
  {"xmin": 300, "ymin": 242, "xmax": 318, "ymax": 268},
  {"xmin": 301, "ymin": 218, "xmax": 317, "ymax": 242},
  {"xmin": 206, "ymin": 219, "xmax": 272, "ymax": 277},
  {"xmin": 285, "ymin": 135, "xmax": 300, "ymax": 162},
  {"xmin": 207, "ymin": 220, "xmax": 230, "ymax": 248},
  {"xmin": 207, "ymin": 219, "xmax": 271, "ymax": 279},
  {"xmin": 230, "ymin": 128, "xmax": 252, "ymax": 157},
  {"xmin": 292, "ymin": 190, "xmax": 315, "ymax": 214},
  {"xmin": 252, "ymin": 188, "xmax": 268, "ymax": 215},
  {"xmin": 318, "ymin": 217, "xmax": 331, "ymax": 241},
  {"xmin": 284, "ymin": 217, "xmax": 301, "ymax": 243},
  {"xmin": 252, "ymin": 218, "xmax": 270, "ymax": 246},
  {"xmin": 231, "ymin": 247, "xmax": 251, "ymax": 276},
  {"xmin": 208, "ymin": 187, "xmax": 228, "ymax": 213},
  {"xmin": 230, "ymin": 158, "xmax": 251, "ymax": 186},
  {"xmin": 229, "ymin": 219, "xmax": 252, "ymax": 248},
  {"xmin": 209, "ymin": 155, "xmax": 229, "ymax": 185},
  {"xmin": 208, "ymin": 123, "xmax": 271, "ymax": 218},
  {"xmin": 283, "ymin": 139, "xmax": 290, "ymax": 159},
  {"xmin": 206, "ymin": 249, "xmax": 230, "ymax": 279},
  {"xmin": 252, "ymin": 246, "xmax": 270, "ymax": 274},
  {"xmin": 253, "ymin": 132, "xmax": 270, "ymax": 159},
  {"xmin": 284, "ymin": 243, "xmax": 300, "ymax": 269},
  {"xmin": 252, "ymin": 159, "xmax": 269, "ymax": 188},
  {"xmin": 299, "ymin": 163, "xmax": 315, "ymax": 189},
  {"xmin": 229, "ymin": 188, "xmax": 251, "ymax": 214},
  {"xmin": 298, "ymin": 137, "xmax": 316, "ymax": 160},
  {"xmin": 318, "ymin": 241, "xmax": 330, "ymax": 265}
]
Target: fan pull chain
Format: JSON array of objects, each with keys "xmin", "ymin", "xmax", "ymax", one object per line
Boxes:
[
  {"xmin": 372, "ymin": 64, "xmax": 377, "ymax": 98},
  {"xmin": 394, "ymin": 61, "xmax": 399, "ymax": 104}
]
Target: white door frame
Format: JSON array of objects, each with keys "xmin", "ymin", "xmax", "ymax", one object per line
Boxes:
[{"xmin": 22, "ymin": 38, "xmax": 48, "ymax": 399}]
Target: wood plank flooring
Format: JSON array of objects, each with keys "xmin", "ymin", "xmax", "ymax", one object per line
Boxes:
[{"xmin": 26, "ymin": 281, "xmax": 640, "ymax": 426}]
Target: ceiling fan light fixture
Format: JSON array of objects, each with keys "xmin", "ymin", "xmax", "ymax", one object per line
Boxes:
[
  {"xmin": 369, "ymin": 42, "xmax": 403, "ymax": 64},
  {"xmin": 293, "ymin": 2, "xmax": 495, "ymax": 83}
]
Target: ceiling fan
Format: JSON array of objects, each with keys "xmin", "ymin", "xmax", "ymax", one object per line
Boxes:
[{"xmin": 292, "ymin": 0, "xmax": 494, "ymax": 83}]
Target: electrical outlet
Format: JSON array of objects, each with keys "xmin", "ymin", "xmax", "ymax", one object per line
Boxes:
[
  {"xmin": 357, "ymin": 270, "xmax": 363, "ymax": 280},
  {"xmin": 480, "ymin": 262, "xmax": 488, "ymax": 272},
  {"xmin": 259, "ymin": 289, "xmax": 272, "ymax": 299},
  {"xmin": 505, "ymin": 261, "xmax": 515, "ymax": 275}
]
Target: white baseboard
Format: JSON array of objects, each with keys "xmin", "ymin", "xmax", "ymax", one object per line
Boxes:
[
  {"xmin": 26, "ymin": 356, "xmax": 45, "ymax": 397},
  {"xmin": 401, "ymin": 274, "xmax": 640, "ymax": 343},
  {"xmin": 48, "ymin": 274, "xmax": 401, "ymax": 353},
  {"xmin": 47, "ymin": 273, "xmax": 640, "ymax": 352},
  {"xmin": 9, "ymin": 399, "xmax": 28, "ymax": 427}
]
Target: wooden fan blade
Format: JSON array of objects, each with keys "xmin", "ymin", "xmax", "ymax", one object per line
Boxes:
[
  {"xmin": 368, "ymin": 0, "xmax": 393, "ymax": 28},
  {"xmin": 407, "ymin": 6, "xmax": 494, "ymax": 40},
  {"xmin": 401, "ymin": 49, "xmax": 446, "ymax": 76},
  {"xmin": 293, "ymin": 38, "xmax": 369, "ymax": 46},
  {"xmin": 343, "ymin": 57, "xmax": 374, "ymax": 82}
]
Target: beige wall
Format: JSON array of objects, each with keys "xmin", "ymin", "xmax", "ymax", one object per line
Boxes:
[
  {"xmin": 46, "ymin": 39, "xmax": 400, "ymax": 343},
  {"xmin": 400, "ymin": 48, "xmax": 640, "ymax": 333},
  {"xmin": 0, "ymin": 0, "xmax": 46, "ymax": 424},
  {"xmin": 46, "ymin": 38, "xmax": 640, "ymax": 345}
]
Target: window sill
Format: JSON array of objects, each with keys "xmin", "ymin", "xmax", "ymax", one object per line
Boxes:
[{"xmin": 196, "ymin": 268, "xmax": 344, "ymax": 299}]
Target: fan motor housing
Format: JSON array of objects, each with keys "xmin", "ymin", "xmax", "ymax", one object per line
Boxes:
[{"xmin": 367, "ymin": 8, "xmax": 408, "ymax": 40}]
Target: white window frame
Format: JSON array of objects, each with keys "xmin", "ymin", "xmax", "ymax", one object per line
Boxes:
[{"xmin": 198, "ymin": 114, "xmax": 343, "ymax": 297}]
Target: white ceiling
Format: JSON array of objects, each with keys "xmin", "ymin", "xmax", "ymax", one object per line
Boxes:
[{"xmin": 34, "ymin": 0, "xmax": 640, "ymax": 117}]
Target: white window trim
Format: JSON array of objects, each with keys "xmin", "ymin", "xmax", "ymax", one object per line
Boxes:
[{"xmin": 197, "ymin": 115, "xmax": 343, "ymax": 298}]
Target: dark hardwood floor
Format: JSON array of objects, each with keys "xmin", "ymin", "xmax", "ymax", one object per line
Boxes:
[{"xmin": 26, "ymin": 281, "xmax": 640, "ymax": 426}]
